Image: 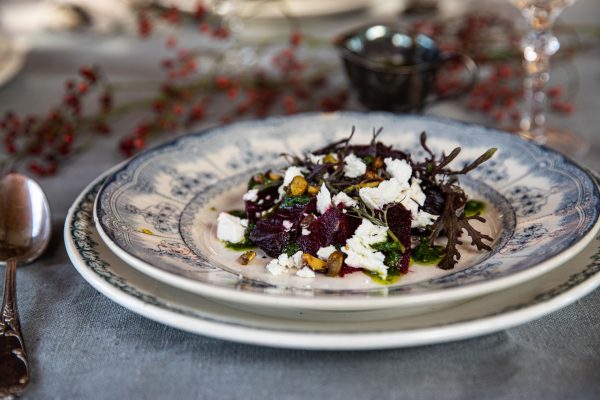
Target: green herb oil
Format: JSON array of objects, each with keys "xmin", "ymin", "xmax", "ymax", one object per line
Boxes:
[
  {"xmin": 464, "ymin": 200, "xmax": 485, "ymax": 217},
  {"xmin": 363, "ymin": 271, "xmax": 401, "ymax": 285},
  {"xmin": 224, "ymin": 240, "xmax": 256, "ymax": 251},
  {"xmin": 411, "ymin": 240, "xmax": 444, "ymax": 265}
]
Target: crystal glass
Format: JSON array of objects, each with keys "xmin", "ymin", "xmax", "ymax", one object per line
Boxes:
[{"xmin": 510, "ymin": 0, "xmax": 588, "ymax": 156}]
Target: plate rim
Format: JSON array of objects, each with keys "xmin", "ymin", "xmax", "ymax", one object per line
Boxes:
[
  {"xmin": 68, "ymin": 170, "xmax": 600, "ymax": 350},
  {"xmin": 93, "ymin": 112, "xmax": 600, "ymax": 310}
]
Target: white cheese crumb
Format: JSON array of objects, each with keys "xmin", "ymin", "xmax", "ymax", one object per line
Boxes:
[
  {"xmin": 332, "ymin": 192, "xmax": 358, "ymax": 208},
  {"xmin": 282, "ymin": 220, "xmax": 293, "ymax": 232},
  {"xmin": 296, "ymin": 266, "xmax": 316, "ymax": 278},
  {"xmin": 342, "ymin": 219, "xmax": 388, "ymax": 278},
  {"xmin": 358, "ymin": 178, "xmax": 408, "ymax": 210},
  {"xmin": 384, "ymin": 158, "xmax": 412, "ymax": 184},
  {"xmin": 316, "ymin": 245, "xmax": 336, "ymax": 260},
  {"xmin": 266, "ymin": 251, "xmax": 303, "ymax": 276},
  {"xmin": 316, "ymin": 183, "xmax": 332, "ymax": 214},
  {"xmin": 216, "ymin": 212, "xmax": 247, "ymax": 243},
  {"xmin": 266, "ymin": 259, "xmax": 286, "ymax": 276},
  {"xmin": 302, "ymin": 228, "xmax": 311, "ymax": 236},
  {"xmin": 413, "ymin": 210, "xmax": 439, "ymax": 228},
  {"xmin": 242, "ymin": 189, "xmax": 259, "ymax": 202},
  {"xmin": 307, "ymin": 153, "xmax": 324, "ymax": 164},
  {"xmin": 399, "ymin": 180, "xmax": 428, "ymax": 222},
  {"xmin": 343, "ymin": 153, "xmax": 367, "ymax": 178}
]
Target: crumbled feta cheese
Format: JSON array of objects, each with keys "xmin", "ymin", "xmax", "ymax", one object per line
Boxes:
[
  {"xmin": 358, "ymin": 178, "xmax": 408, "ymax": 210},
  {"xmin": 316, "ymin": 245, "xmax": 336, "ymax": 260},
  {"xmin": 307, "ymin": 153, "xmax": 324, "ymax": 164},
  {"xmin": 266, "ymin": 259, "xmax": 286, "ymax": 276},
  {"xmin": 412, "ymin": 210, "xmax": 439, "ymax": 228},
  {"xmin": 316, "ymin": 183, "xmax": 332, "ymax": 214},
  {"xmin": 296, "ymin": 266, "xmax": 316, "ymax": 278},
  {"xmin": 342, "ymin": 219, "xmax": 389, "ymax": 278},
  {"xmin": 398, "ymin": 179, "xmax": 427, "ymax": 218},
  {"xmin": 384, "ymin": 158, "xmax": 412, "ymax": 184},
  {"xmin": 302, "ymin": 228, "xmax": 311, "ymax": 236},
  {"xmin": 266, "ymin": 251, "xmax": 303, "ymax": 276},
  {"xmin": 343, "ymin": 153, "xmax": 367, "ymax": 178},
  {"xmin": 282, "ymin": 220, "xmax": 293, "ymax": 232},
  {"xmin": 257, "ymin": 199, "xmax": 264, "ymax": 205},
  {"xmin": 216, "ymin": 212, "xmax": 247, "ymax": 243},
  {"xmin": 278, "ymin": 166, "xmax": 306, "ymax": 197},
  {"xmin": 332, "ymin": 192, "xmax": 358, "ymax": 208},
  {"xmin": 242, "ymin": 189, "xmax": 259, "ymax": 202}
]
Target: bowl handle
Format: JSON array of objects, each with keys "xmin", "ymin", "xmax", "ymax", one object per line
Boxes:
[{"xmin": 429, "ymin": 53, "xmax": 479, "ymax": 103}]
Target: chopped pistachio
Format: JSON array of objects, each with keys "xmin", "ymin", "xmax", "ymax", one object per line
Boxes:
[
  {"xmin": 238, "ymin": 250, "xmax": 256, "ymax": 265},
  {"xmin": 323, "ymin": 153, "xmax": 337, "ymax": 164},
  {"xmin": 307, "ymin": 185, "xmax": 319, "ymax": 195},
  {"xmin": 326, "ymin": 251, "xmax": 344, "ymax": 277},
  {"xmin": 373, "ymin": 157, "xmax": 384, "ymax": 170},
  {"xmin": 268, "ymin": 171, "xmax": 283, "ymax": 181},
  {"xmin": 300, "ymin": 214, "xmax": 315, "ymax": 227},
  {"xmin": 302, "ymin": 253, "xmax": 327, "ymax": 270},
  {"xmin": 288, "ymin": 175, "xmax": 308, "ymax": 196},
  {"xmin": 364, "ymin": 170, "xmax": 379, "ymax": 180}
]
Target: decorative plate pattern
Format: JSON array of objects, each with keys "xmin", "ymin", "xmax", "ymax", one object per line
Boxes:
[
  {"xmin": 95, "ymin": 112, "xmax": 600, "ymax": 310},
  {"xmin": 69, "ymin": 172, "xmax": 600, "ymax": 350}
]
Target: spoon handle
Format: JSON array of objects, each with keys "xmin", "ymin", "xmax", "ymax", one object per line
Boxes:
[{"xmin": 0, "ymin": 258, "xmax": 29, "ymax": 397}]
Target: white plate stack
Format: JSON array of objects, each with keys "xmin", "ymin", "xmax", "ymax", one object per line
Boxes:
[{"xmin": 65, "ymin": 112, "xmax": 600, "ymax": 350}]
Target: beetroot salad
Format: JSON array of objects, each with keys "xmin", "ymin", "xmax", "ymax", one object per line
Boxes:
[{"xmin": 216, "ymin": 128, "xmax": 497, "ymax": 283}]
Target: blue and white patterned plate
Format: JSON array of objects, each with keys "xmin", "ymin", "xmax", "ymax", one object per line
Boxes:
[
  {"xmin": 94, "ymin": 112, "xmax": 600, "ymax": 310},
  {"xmin": 71, "ymin": 171, "xmax": 600, "ymax": 349}
]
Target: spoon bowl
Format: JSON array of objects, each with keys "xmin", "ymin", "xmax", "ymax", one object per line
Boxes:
[{"xmin": 0, "ymin": 173, "xmax": 51, "ymax": 397}]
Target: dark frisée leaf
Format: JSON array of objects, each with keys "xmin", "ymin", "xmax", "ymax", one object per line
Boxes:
[{"xmin": 429, "ymin": 185, "xmax": 493, "ymax": 269}]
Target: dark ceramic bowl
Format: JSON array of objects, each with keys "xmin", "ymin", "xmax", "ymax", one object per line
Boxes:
[{"xmin": 335, "ymin": 23, "xmax": 478, "ymax": 112}]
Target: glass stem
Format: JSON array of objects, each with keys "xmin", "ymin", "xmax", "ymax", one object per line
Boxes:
[{"xmin": 520, "ymin": 28, "xmax": 559, "ymax": 144}]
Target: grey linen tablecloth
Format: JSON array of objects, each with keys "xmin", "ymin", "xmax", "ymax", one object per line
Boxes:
[{"xmin": 2, "ymin": 1, "xmax": 599, "ymax": 399}]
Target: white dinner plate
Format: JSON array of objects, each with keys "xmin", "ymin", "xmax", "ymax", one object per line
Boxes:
[
  {"xmin": 94, "ymin": 113, "xmax": 599, "ymax": 310},
  {"xmin": 69, "ymin": 171, "xmax": 600, "ymax": 350},
  {"xmin": 156, "ymin": 0, "xmax": 374, "ymax": 19}
]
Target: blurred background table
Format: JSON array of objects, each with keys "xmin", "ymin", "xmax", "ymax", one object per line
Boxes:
[{"xmin": 0, "ymin": 0, "xmax": 598, "ymax": 399}]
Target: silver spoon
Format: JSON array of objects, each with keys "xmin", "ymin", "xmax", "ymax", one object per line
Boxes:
[{"xmin": 0, "ymin": 173, "xmax": 51, "ymax": 397}]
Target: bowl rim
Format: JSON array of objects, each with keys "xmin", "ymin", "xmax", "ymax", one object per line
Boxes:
[{"xmin": 333, "ymin": 22, "xmax": 445, "ymax": 73}]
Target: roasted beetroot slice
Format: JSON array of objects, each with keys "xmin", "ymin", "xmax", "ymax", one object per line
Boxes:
[
  {"xmin": 386, "ymin": 203, "xmax": 412, "ymax": 273},
  {"xmin": 249, "ymin": 198, "xmax": 316, "ymax": 257},
  {"xmin": 298, "ymin": 206, "xmax": 359, "ymax": 255},
  {"xmin": 250, "ymin": 218, "xmax": 294, "ymax": 257},
  {"xmin": 245, "ymin": 185, "xmax": 280, "ymax": 223}
]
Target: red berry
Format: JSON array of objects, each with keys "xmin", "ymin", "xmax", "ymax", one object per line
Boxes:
[
  {"xmin": 79, "ymin": 67, "xmax": 98, "ymax": 83},
  {"xmin": 166, "ymin": 35, "xmax": 177, "ymax": 49},
  {"xmin": 194, "ymin": 4, "xmax": 206, "ymax": 21},
  {"xmin": 215, "ymin": 76, "xmax": 230, "ymax": 89},
  {"xmin": 138, "ymin": 12, "xmax": 152, "ymax": 38},
  {"xmin": 548, "ymin": 86, "xmax": 563, "ymax": 98},
  {"xmin": 290, "ymin": 31, "xmax": 302, "ymax": 47},
  {"xmin": 78, "ymin": 82, "xmax": 89, "ymax": 94}
]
